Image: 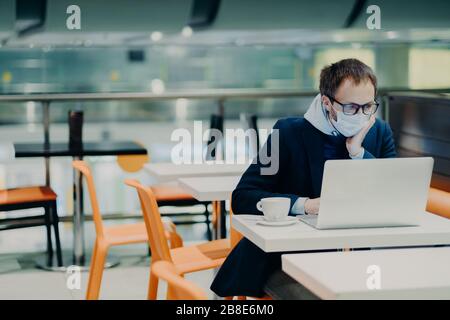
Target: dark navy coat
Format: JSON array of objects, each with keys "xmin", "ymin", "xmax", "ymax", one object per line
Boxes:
[{"xmin": 210, "ymin": 117, "xmax": 396, "ymax": 297}]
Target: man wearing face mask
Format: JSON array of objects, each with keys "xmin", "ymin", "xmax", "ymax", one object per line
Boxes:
[{"xmin": 211, "ymin": 58, "xmax": 396, "ymax": 298}]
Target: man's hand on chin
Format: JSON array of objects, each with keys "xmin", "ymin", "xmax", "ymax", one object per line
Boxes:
[{"xmin": 346, "ymin": 115, "xmax": 376, "ymax": 157}]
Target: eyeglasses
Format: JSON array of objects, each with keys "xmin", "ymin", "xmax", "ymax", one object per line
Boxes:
[{"xmin": 329, "ymin": 96, "xmax": 379, "ymax": 116}]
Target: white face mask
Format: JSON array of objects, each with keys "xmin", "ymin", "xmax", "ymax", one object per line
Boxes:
[{"xmin": 329, "ymin": 107, "xmax": 370, "ymax": 137}]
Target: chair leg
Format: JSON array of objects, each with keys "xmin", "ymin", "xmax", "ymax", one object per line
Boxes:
[
  {"xmin": 44, "ymin": 205, "xmax": 54, "ymax": 267},
  {"xmin": 166, "ymin": 286, "xmax": 176, "ymax": 300},
  {"xmin": 86, "ymin": 240, "xmax": 108, "ymax": 300},
  {"xmin": 51, "ymin": 202, "xmax": 63, "ymax": 267},
  {"xmin": 147, "ymin": 267, "xmax": 159, "ymax": 300}
]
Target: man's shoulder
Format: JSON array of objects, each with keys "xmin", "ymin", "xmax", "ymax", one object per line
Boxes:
[
  {"xmin": 372, "ymin": 118, "xmax": 390, "ymax": 133},
  {"xmin": 273, "ymin": 117, "xmax": 309, "ymax": 132}
]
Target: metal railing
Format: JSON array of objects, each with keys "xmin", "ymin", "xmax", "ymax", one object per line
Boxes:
[
  {"xmin": 1, "ymin": 87, "xmax": 449, "ymax": 183},
  {"xmin": 0, "ymin": 87, "xmax": 449, "ymax": 103}
]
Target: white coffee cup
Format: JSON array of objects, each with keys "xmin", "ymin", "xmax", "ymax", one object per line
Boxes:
[{"xmin": 256, "ymin": 197, "xmax": 291, "ymax": 221}]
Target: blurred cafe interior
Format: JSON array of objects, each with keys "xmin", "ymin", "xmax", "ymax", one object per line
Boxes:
[{"xmin": 0, "ymin": 0, "xmax": 449, "ymax": 300}]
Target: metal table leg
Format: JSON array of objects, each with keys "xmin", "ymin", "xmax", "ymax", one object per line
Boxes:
[
  {"xmin": 212, "ymin": 198, "xmax": 227, "ymax": 300},
  {"xmin": 38, "ymin": 155, "xmax": 90, "ymax": 270},
  {"xmin": 42, "ymin": 101, "xmax": 50, "ymax": 187},
  {"xmin": 73, "ymin": 156, "xmax": 85, "ymax": 265},
  {"xmin": 220, "ymin": 200, "xmax": 227, "ymax": 239},
  {"xmin": 213, "ymin": 200, "xmax": 227, "ymax": 240}
]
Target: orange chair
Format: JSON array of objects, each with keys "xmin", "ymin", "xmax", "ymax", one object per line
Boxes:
[
  {"xmin": 151, "ymin": 183, "xmax": 214, "ymax": 240},
  {"xmin": 72, "ymin": 161, "xmax": 183, "ymax": 300},
  {"xmin": 151, "ymin": 260, "xmax": 207, "ymax": 300},
  {"xmin": 0, "ymin": 186, "xmax": 62, "ymax": 267},
  {"xmin": 427, "ymin": 187, "xmax": 450, "ymax": 219},
  {"xmin": 117, "ymin": 151, "xmax": 212, "ymax": 237},
  {"xmin": 125, "ymin": 179, "xmax": 231, "ymax": 300}
]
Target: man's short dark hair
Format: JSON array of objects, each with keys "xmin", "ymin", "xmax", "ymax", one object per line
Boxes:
[{"xmin": 319, "ymin": 58, "xmax": 377, "ymax": 98}]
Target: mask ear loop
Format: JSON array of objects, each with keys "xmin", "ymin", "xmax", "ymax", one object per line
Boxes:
[{"xmin": 321, "ymin": 99, "xmax": 342, "ymax": 137}]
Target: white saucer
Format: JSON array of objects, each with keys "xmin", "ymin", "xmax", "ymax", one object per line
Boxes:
[{"xmin": 256, "ymin": 216, "xmax": 299, "ymax": 227}]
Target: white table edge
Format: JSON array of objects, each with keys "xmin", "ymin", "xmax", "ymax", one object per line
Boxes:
[
  {"xmin": 144, "ymin": 163, "xmax": 247, "ymax": 182},
  {"xmin": 281, "ymin": 255, "xmax": 336, "ymax": 300},
  {"xmin": 177, "ymin": 176, "xmax": 239, "ymax": 202},
  {"xmin": 281, "ymin": 249, "xmax": 450, "ymax": 300},
  {"xmin": 232, "ymin": 213, "xmax": 450, "ymax": 253}
]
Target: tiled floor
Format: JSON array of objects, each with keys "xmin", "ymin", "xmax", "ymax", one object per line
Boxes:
[{"xmin": 0, "ymin": 217, "xmax": 218, "ymax": 300}]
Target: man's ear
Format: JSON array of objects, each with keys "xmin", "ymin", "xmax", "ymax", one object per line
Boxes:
[{"xmin": 321, "ymin": 95, "xmax": 331, "ymax": 111}]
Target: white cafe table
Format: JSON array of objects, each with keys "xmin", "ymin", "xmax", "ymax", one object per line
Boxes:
[
  {"xmin": 144, "ymin": 162, "xmax": 247, "ymax": 239},
  {"xmin": 177, "ymin": 176, "xmax": 241, "ymax": 202},
  {"xmin": 177, "ymin": 175, "xmax": 241, "ymax": 239},
  {"xmin": 282, "ymin": 247, "xmax": 450, "ymax": 299},
  {"xmin": 144, "ymin": 162, "xmax": 247, "ymax": 183},
  {"xmin": 232, "ymin": 212, "xmax": 450, "ymax": 252}
]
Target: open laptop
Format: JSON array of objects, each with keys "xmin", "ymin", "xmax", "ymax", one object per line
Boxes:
[{"xmin": 298, "ymin": 157, "xmax": 434, "ymax": 230}]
